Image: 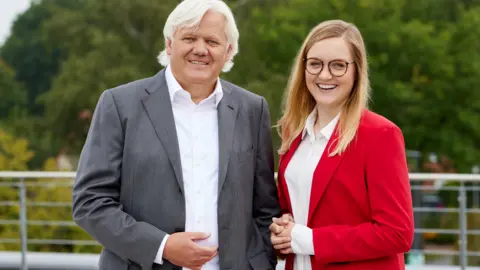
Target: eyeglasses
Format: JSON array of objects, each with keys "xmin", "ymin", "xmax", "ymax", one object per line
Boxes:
[{"xmin": 303, "ymin": 58, "xmax": 354, "ymax": 77}]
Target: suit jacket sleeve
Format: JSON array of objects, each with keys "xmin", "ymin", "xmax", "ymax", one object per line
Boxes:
[
  {"xmin": 253, "ymin": 97, "xmax": 282, "ymax": 266},
  {"xmin": 72, "ymin": 90, "xmax": 166, "ymax": 269},
  {"xmin": 312, "ymin": 125, "xmax": 414, "ymax": 264}
]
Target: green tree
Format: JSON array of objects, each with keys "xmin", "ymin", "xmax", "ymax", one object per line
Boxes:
[
  {"xmin": 0, "ymin": 59, "xmax": 26, "ymax": 118},
  {"xmin": 0, "ymin": 0, "xmax": 82, "ymax": 169},
  {"xmin": 0, "ymin": 0, "xmax": 80, "ymax": 115},
  {"xmin": 40, "ymin": 0, "xmax": 178, "ymax": 152}
]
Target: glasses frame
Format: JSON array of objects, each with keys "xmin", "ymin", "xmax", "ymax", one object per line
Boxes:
[{"xmin": 303, "ymin": 57, "xmax": 355, "ymax": 77}]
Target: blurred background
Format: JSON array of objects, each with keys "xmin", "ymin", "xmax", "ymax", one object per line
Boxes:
[{"xmin": 0, "ymin": 0, "xmax": 480, "ymax": 269}]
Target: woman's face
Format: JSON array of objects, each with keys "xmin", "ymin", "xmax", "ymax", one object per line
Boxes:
[{"xmin": 304, "ymin": 37, "xmax": 356, "ymax": 112}]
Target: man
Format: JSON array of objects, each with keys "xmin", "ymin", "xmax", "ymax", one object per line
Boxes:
[{"xmin": 71, "ymin": 0, "xmax": 281, "ymax": 269}]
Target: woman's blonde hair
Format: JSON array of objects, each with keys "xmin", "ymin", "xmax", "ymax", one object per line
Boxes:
[{"xmin": 277, "ymin": 19, "xmax": 370, "ymax": 156}]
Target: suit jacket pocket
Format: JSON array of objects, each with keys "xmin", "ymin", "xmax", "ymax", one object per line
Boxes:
[{"xmin": 248, "ymin": 251, "xmax": 272, "ymax": 270}]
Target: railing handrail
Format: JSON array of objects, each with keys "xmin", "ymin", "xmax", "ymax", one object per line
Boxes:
[
  {"xmin": 409, "ymin": 173, "xmax": 480, "ymax": 181},
  {"xmin": 1, "ymin": 171, "xmax": 480, "ymax": 181},
  {"xmin": 0, "ymin": 171, "xmax": 76, "ymax": 179},
  {"xmin": 0, "ymin": 171, "xmax": 479, "ymax": 269}
]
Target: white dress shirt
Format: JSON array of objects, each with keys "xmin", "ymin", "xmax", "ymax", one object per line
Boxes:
[
  {"xmin": 284, "ymin": 109, "xmax": 339, "ymax": 270},
  {"xmin": 154, "ymin": 65, "xmax": 222, "ymax": 269}
]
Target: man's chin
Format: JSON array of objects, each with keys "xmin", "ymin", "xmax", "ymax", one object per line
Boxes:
[{"xmin": 185, "ymin": 73, "xmax": 214, "ymax": 84}]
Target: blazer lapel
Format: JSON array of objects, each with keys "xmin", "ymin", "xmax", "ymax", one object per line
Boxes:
[
  {"xmin": 217, "ymin": 81, "xmax": 237, "ymax": 195},
  {"xmin": 141, "ymin": 70, "xmax": 184, "ymax": 194},
  {"xmin": 278, "ymin": 134, "xmax": 302, "ymax": 215},
  {"xmin": 307, "ymin": 125, "xmax": 345, "ymax": 225}
]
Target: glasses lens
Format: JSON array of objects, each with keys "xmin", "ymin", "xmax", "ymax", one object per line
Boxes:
[
  {"xmin": 329, "ymin": 61, "xmax": 348, "ymax": 76},
  {"xmin": 305, "ymin": 59, "xmax": 323, "ymax": 74}
]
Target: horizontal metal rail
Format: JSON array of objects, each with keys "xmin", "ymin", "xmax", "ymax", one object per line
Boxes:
[
  {"xmin": 0, "ymin": 171, "xmax": 480, "ymax": 269},
  {"xmin": 0, "ymin": 171, "xmax": 479, "ymax": 181}
]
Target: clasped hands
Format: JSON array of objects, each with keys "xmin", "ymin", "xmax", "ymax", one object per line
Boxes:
[
  {"xmin": 162, "ymin": 214, "xmax": 295, "ymax": 269},
  {"xmin": 269, "ymin": 213, "xmax": 295, "ymax": 255}
]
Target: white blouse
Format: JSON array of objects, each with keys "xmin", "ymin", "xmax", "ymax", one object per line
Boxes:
[{"xmin": 284, "ymin": 109, "xmax": 339, "ymax": 270}]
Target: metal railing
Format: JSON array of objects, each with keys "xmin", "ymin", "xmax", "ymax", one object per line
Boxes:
[
  {"xmin": 0, "ymin": 171, "xmax": 95, "ymax": 270},
  {"xmin": 408, "ymin": 173, "xmax": 480, "ymax": 269},
  {"xmin": 0, "ymin": 171, "xmax": 479, "ymax": 270}
]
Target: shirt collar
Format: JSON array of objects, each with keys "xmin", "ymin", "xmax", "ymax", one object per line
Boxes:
[
  {"xmin": 165, "ymin": 64, "xmax": 223, "ymax": 107},
  {"xmin": 301, "ymin": 109, "xmax": 340, "ymax": 142}
]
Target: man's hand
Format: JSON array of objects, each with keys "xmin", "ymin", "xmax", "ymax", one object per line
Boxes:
[
  {"xmin": 270, "ymin": 214, "xmax": 295, "ymax": 255},
  {"xmin": 163, "ymin": 232, "xmax": 217, "ymax": 269}
]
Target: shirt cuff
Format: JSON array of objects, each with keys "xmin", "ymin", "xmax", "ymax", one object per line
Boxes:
[
  {"xmin": 153, "ymin": 234, "xmax": 170, "ymax": 264},
  {"xmin": 291, "ymin": 224, "xmax": 314, "ymax": 255}
]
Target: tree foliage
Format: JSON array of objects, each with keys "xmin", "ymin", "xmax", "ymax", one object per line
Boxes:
[
  {"xmin": 0, "ymin": 60, "xmax": 26, "ymax": 119},
  {"xmin": 0, "ymin": 0, "xmax": 80, "ymax": 115}
]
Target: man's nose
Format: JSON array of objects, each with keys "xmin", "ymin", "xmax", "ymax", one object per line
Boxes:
[{"xmin": 193, "ymin": 40, "xmax": 208, "ymax": 56}]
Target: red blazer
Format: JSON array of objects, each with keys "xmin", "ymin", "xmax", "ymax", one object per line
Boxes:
[{"xmin": 277, "ymin": 109, "xmax": 414, "ymax": 270}]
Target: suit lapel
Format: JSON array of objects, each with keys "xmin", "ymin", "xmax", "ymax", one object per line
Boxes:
[
  {"xmin": 141, "ymin": 70, "xmax": 184, "ymax": 194},
  {"xmin": 217, "ymin": 81, "xmax": 237, "ymax": 195},
  {"xmin": 307, "ymin": 124, "xmax": 345, "ymax": 224},
  {"xmin": 278, "ymin": 134, "xmax": 302, "ymax": 215}
]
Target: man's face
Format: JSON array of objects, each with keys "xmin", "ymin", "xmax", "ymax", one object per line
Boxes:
[{"xmin": 166, "ymin": 10, "xmax": 232, "ymax": 87}]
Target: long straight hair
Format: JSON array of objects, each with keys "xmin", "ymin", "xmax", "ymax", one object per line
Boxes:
[{"xmin": 277, "ymin": 20, "xmax": 370, "ymax": 156}]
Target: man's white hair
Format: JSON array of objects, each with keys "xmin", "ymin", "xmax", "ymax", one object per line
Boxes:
[{"xmin": 157, "ymin": 0, "xmax": 240, "ymax": 72}]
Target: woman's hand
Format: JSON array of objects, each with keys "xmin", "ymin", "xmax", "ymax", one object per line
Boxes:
[{"xmin": 270, "ymin": 214, "xmax": 295, "ymax": 254}]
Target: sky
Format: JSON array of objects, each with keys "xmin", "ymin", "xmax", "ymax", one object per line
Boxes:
[{"xmin": 0, "ymin": 0, "xmax": 31, "ymax": 45}]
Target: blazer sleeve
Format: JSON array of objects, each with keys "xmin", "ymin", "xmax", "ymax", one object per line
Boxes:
[
  {"xmin": 276, "ymin": 157, "xmax": 290, "ymax": 215},
  {"xmin": 253, "ymin": 97, "xmax": 282, "ymax": 266},
  {"xmin": 275, "ymin": 155, "xmax": 290, "ymax": 260},
  {"xmin": 72, "ymin": 90, "xmax": 166, "ymax": 269},
  {"xmin": 312, "ymin": 125, "xmax": 414, "ymax": 264}
]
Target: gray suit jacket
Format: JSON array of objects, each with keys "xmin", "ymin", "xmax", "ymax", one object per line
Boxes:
[{"xmin": 72, "ymin": 69, "xmax": 282, "ymax": 270}]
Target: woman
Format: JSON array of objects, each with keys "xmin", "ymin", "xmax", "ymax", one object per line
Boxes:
[{"xmin": 270, "ymin": 20, "xmax": 414, "ymax": 270}]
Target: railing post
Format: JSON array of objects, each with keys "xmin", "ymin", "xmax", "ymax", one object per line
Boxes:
[
  {"xmin": 474, "ymin": 183, "xmax": 479, "ymax": 208},
  {"xmin": 458, "ymin": 182, "xmax": 468, "ymax": 269},
  {"xmin": 408, "ymin": 150, "xmax": 425, "ymax": 266},
  {"xmin": 472, "ymin": 166, "xmax": 479, "ymax": 207},
  {"xmin": 19, "ymin": 178, "xmax": 28, "ymax": 270},
  {"xmin": 410, "ymin": 185, "xmax": 425, "ymax": 265}
]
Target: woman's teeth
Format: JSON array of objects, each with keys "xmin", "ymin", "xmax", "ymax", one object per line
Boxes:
[{"xmin": 317, "ymin": 84, "xmax": 337, "ymax": 90}]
